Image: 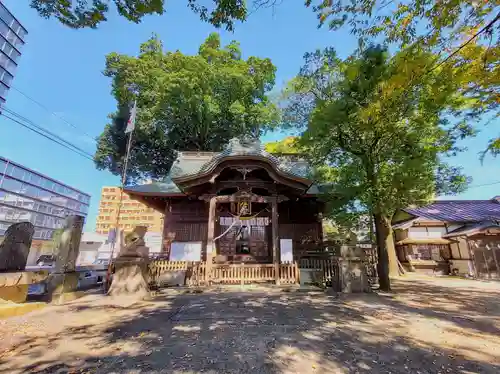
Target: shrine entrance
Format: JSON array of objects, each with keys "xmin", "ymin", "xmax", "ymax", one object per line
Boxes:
[
  {"xmin": 216, "ymin": 206, "xmax": 272, "ymax": 263},
  {"xmin": 124, "ymin": 137, "xmax": 325, "ymax": 286}
]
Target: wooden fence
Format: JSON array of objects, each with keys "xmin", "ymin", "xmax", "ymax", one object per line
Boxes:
[
  {"xmin": 299, "ymin": 258, "xmax": 340, "ymax": 289},
  {"xmin": 148, "ymin": 261, "xmax": 299, "ymax": 286}
]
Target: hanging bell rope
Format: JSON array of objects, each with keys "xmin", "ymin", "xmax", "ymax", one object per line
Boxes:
[{"xmin": 214, "ymin": 219, "xmax": 240, "ymax": 241}]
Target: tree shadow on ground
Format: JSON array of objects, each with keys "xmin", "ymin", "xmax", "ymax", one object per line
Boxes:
[
  {"xmin": 376, "ymin": 277, "xmax": 500, "ymax": 335},
  {"xmin": 1, "ymin": 276, "xmax": 499, "ymax": 374}
]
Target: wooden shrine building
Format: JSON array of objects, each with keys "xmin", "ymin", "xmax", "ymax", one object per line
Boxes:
[{"xmin": 124, "ymin": 137, "xmax": 324, "ymax": 276}]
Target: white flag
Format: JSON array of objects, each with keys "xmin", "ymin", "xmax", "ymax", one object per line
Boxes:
[{"xmin": 125, "ymin": 100, "xmax": 137, "ymax": 134}]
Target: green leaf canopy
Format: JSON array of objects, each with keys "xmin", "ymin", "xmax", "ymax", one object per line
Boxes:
[
  {"xmin": 94, "ymin": 33, "xmax": 279, "ymax": 182},
  {"xmin": 30, "ymin": 0, "xmax": 249, "ymax": 30},
  {"xmin": 282, "ymin": 45, "xmax": 472, "ymax": 290}
]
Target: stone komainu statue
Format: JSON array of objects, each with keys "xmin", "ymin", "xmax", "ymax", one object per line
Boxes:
[{"xmin": 118, "ymin": 226, "xmax": 150, "ymax": 258}]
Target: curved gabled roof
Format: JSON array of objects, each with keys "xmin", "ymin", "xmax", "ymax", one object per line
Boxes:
[
  {"xmin": 125, "ymin": 137, "xmax": 324, "ymax": 197},
  {"xmin": 171, "ymin": 137, "xmax": 312, "ymax": 187}
]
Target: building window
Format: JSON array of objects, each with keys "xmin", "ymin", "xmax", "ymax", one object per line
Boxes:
[
  {"xmin": 0, "ymin": 5, "xmax": 14, "ymax": 30},
  {"xmin": 0, "ymin": 50, "xmax": 15, "ymax": 74},
  {"xmin": 0, "ymin": 65, "xmax": 13, "ymax": 86},
  {"xmin": 0, "ymin": 81, "xmax": 7, "ymax": 98}
]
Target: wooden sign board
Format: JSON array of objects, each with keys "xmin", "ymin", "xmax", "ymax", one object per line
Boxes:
[
  {"xmin": 220, "ymin": 217, "xmax": 269, "ymax": 226},
  {"xmin": 238, "ymin": 200, "xmax": 251, "ymax": 217}
]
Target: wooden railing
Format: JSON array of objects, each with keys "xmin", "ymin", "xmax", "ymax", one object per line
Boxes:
[
  {"xmin": 148, "ymin": 260, "xmax": 189, "ymax": 282},
  {"xmin": 299, "ymin": 258, "xmax": 340, "ymax": 289},
  {"xmin": 280, "ymin": 262, "xmax": 300, "ymax": 284},
  {"xmin": 148, "ymin": 261, "xmax": 299, "ymax": 286},
  {"xmin": 211, "ymin": 264, "xmax": 274, "ymax": 284}
]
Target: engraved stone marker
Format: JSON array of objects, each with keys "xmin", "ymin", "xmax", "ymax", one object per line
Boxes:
[
  {"xmin": 0, "ymin": 222, "xmax": 34, "ymax": 272},
  {"xmin": 54, "ymin": 215, "xmax": 85, "ymax": 273}
]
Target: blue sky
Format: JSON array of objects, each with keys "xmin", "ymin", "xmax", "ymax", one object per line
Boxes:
[{"xmin": 0, "ymin": 1, "xmax": 498, "ymax": 231}]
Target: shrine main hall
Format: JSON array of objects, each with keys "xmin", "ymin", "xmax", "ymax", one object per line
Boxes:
[{"xmin": 125, "ymin": 137, "xmax": 325, "ymax": 268}]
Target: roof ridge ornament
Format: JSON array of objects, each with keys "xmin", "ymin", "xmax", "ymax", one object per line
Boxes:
[{"xmin": 226, "ymin": 136, "xmax": 263, "ymax": 153}]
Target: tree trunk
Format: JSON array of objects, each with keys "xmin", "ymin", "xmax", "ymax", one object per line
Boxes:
[{"xmin": 374, "ymin": 213, "xmax": 399, "ymax": 291}]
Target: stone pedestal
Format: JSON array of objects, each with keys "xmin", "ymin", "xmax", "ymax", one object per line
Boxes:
[
  {"xmin": 0, "ymin": 271, "xmax": 49, "ymax": 318},
  {"xmin": 339, "ymin": 259, "xmax": 371, "ymax": 293},
  {"xmin": 107, "ymin": 257, "xmax": 150, "ymax": 298},
  {"xmin": 46, "ymin": 272, "xmax": 82, "ymax": 304},
  {"xmin": 0, "ymin": 271, "xmax": 49, "ymax": 303}
]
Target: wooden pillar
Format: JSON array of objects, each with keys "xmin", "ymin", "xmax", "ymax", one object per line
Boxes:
[
  {"xmin": 482, "ymin": 247, "xmax": 490, "ymax": 278},
  {"xmin": 206, "ymin": 196, "xmax": 217, "ymax": 284},
  {"xmin": 272, "ymin": 198, "xmax": 280, "ymax": 285},
  {"xmin": 162, "ymin": 201, "xmax": 173, "ymax": 258},
  {"xmin": 489, "ymin": 242, "xmax": 500, "ymax": 278},
  {"xmin": 466, "ymin": 238, "xmax": 478, "ymax": 278}
]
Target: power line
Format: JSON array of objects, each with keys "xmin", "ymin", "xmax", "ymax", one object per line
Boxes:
[
  {"xmin": 2, "ymin": 106, "xmax": 95, "ymax": 158},
  {"xmin": 9, "ymin": 85, "xmax": 98, "ymax": 144},
  {"xmin": 468, "ymin": 180, "xmax": 500, "ymax": 189},
  {"xmin": 1, "ymin": 111, "xmax": 95, "ymax": 162},
  {"xmin": 429, "ymin": 11, "xmax": 500, "ymax": 74}
]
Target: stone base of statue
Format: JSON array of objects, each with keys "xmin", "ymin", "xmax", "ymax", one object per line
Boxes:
[
  {"xmin": 338, "ymin": 258, "xmax": 371, "ymax": 293},
  {"xmin": 0, "ymin": 270, "xmax": 49, "ymax": 318},
  {"xmin": 47, "ymin": 272, "xmax": 83, "ymax": 304},
  {"xmin": 0, "ymin": 271, "xmax": 49, "ymax": 303},
  {"xmin": 107, "ymin": 257, "xmax": 150, "ymax": 298}
]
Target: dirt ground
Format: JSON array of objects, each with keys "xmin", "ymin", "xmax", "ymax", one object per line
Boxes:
[{"xmin": 0, "ymin": 274, "xmax": 499, "ymax": 374}]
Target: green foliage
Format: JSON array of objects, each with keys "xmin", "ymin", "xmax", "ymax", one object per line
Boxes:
[
  {"xmin": 264, "ymin": 136, "xmax": 302, "ymax": 154},
  {"xmin": 323, "ymin": 216, "xmax": 372, "ymax": 244},
  {"xmin": 94, "ymin": 33, "xmax": 279, "ymax": 182},
  {"xmin": 307, "ymin": 0, "xmax": 498, "ymax": 48},
  {"xmin": 322, "ymin": 220, "xmax": 357, "ymax": 244},
  {"xmin": 29, "ymin": 0, "xmax": 249, "ymax": 30},
  {"xmin": 307, "ymin": 45, "xmax": 471, "ymax": 213},
  {"xmin": 283, "ymin": 45, "xmax": 473, "ymax": 289},
  {"xmin": 304, "ymin": 0, "xmax": 500, "ymax": 159}
]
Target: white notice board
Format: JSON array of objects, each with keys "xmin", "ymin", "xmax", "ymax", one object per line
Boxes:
[
  {"xmin": 145, "ymin": 232, "xmax": 162, "ymax": 254},
  {"xmin": 280, "ymin": 239, "xmax": 293, "ymax": 263},
  {"xmin": 170, "ymin": 242, "xmax": 202, "ymax": 261}
]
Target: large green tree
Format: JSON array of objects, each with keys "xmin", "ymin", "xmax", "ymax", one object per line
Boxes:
[
  {"xmin": 30, "ymin": 0, "xmax": 256, "ymax": 30},
  {"xmin": 306, "ymin": 0, "xmax": 500, "ymax": 158},
  {"xmin": 94, "ymin": 33, "xmax": 279, "ymax": 182},
  {"xmin": 283, "ymin": 45, "xmax": 471, "ymax": 290}
]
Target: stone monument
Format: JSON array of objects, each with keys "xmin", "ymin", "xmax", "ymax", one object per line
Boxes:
[
  {"xmin": 0, "ymin": 222, "xmax": 34, "ymax": 271},
  {"xmin": 338, "ymin": 245, "xmax": 371, "ymax": 293},
  {"xmin": 107, "ymin": 225, "xmax": 150, "ymax": 297},
  {"xmin": 46, "ymin": 215, "xmax": 85, "ymax": 304},
  {"xmin": 0, "ymin": 222, "xmax": 49, "ymax": 317}
]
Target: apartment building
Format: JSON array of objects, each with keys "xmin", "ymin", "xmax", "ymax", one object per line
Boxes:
[
  {"xmin": 0, "ymin": 156, "xmax": 90, "ymax": 263},
  {"xmin": 0, "ymin": 156, "xmax": 90, "ymax": 238},
  {"xmin": 96, "ymin": 186, "xmax": 163, "ymax": 235},
  {"xmin": 0, "ymin": 1, "xmax": 28, "ymax": 103}
]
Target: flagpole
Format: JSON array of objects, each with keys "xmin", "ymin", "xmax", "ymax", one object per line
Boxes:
[{"xmin": 105, "ymin": 100, "xmax": 137, "ymax": 292}]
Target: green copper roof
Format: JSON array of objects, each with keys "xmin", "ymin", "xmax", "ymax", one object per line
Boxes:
[
  {"xmin": 125, "ymin": 176, "xmax": 182, "ymax": 195},
  {"xmin": 170, "ymin": 152, "xmax": 216, "ymax": 179},
  {"xmin": 127, "ymin": 137, "xmax": 322, "ymax": 196},
  {"xmin": 171, "ymin": 137, "xmax": 310, "ymax": 180}
]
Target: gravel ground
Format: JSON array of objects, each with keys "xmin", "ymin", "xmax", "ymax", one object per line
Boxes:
[{"xmin": 0, "ymin": 274, "xmax": 499, "ymax": 374}]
